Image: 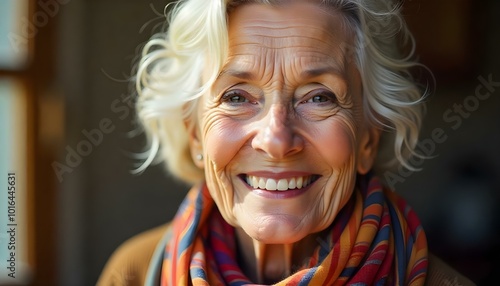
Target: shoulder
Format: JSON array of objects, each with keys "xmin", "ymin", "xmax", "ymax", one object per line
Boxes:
[
  {"xmin": 97, "ymin": 223, "xmax": 171, "ymax": 286},
  {"xmin": 426, "ymin": 253, "xmax": 476, "ymax": 286}
]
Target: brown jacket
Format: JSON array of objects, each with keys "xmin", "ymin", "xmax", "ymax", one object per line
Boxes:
[{"xmin": 97, "ymin": 224, "xmax": 476, "ymax": 286}]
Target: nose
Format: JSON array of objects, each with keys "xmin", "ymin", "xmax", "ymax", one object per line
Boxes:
[{"xmin": 251, "ymin": 104, "xmax": 304, "ymax": 159}]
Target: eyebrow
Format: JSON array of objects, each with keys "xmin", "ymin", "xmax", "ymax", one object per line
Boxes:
[
  {"xmin": 300, "ymin": 66, "xmax": 343, "ymax": 78},
  {"xmin": 217, "ymin": 69, "xmax": 256, "ymax": 81}
]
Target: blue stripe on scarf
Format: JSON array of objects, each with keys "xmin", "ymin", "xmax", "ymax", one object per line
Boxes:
[
  {"xmin": 387, "ymin": 200, "xmax": 406, "ymax": 286},
  {"xmin": 299, "ymin": 267, "xmax": 317, "ymax": 285},
  {"xmin": 178, "ymin": 190, "xmax": 205, "ymax": 259}
]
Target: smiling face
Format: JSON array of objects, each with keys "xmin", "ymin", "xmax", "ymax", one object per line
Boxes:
[{"xmin": 187, "ymin": 1, "xmax": 380, "ymax": 244}]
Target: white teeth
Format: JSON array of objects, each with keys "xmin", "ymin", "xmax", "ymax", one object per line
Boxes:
[
  {"xmin": 265, "ymin": 179, "xmax": 277, "ymax": 190},
  {"xmin": 246, "ymin": 175, "xmax": 314, "ymax": 191},
  {"xmin": 277, "ymin": 179, "xmax": 288, "ymax": 191},
  {"xmin": 258, "ymin": 178, "xmax": 266, "ymax": 189},
  {"xmin": 296, "ymin": 177, "xmax": 303, "ymax": 189},
  {"xmin": 252, "ymin": 176, "xmax": 258, "ymax": 188}
]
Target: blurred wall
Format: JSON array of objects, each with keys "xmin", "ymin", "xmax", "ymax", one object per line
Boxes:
[
  {"xmin": 399, "ymin": 1, "xmax": 500, "ymax": 283},
  {"xmin": 51, "ymin": 0, "xmax": 500, "ymax": 285},
  {"xmin": 55, "ymin": 1, "xmax": 184, "ymax": 285}
]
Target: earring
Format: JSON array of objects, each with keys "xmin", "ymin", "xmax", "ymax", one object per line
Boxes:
[{"xmin": 196, "ymin": 154, "xmax": 203, "ymax": 161}]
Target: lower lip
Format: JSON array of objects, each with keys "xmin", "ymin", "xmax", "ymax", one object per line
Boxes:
[{"xmin": 243, "ymin": 181, "xmax": 311, "ymax": 199}]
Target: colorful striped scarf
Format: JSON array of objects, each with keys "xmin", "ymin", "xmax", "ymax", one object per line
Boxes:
[{"xmin": 159, "ymin": 175, "xmax": 428, "ymax": 285}]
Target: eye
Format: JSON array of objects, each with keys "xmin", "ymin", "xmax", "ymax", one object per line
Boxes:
[
  {"xmin": 308, "ymin": 95, "xmax": 329, "ymax": 103},
  {"xmin": 221, "ymin": 90, "xmax": 250, "ymax": 104},
  {"xmin": 302, "ymin": 90, "xmax": 337, "ymax": 104}
]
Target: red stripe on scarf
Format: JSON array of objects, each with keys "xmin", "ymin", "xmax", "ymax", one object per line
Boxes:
[{"xmin": 160, "ymin": 176, "xmax": 428, "ymax": 285}]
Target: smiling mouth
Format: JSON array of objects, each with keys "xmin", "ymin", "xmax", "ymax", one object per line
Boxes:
[{"xmin": 242, "ymin": 175, "xmax": 319, "ymax": 191}]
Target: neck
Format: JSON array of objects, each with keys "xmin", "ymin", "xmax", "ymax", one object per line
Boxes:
[{"xmin": 235, "ymin": 227, "xmax": 322, "ymax": 284}]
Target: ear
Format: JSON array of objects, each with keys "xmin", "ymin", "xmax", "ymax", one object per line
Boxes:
[
  {"xmin": 357, "ymin": 124, "xmax": 381, "ymax": 174},
  {"xmin": 184, "ymin": 116, "xmax": 204, "ymax": 169}
]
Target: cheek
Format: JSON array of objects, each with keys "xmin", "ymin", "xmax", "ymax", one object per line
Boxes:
[
  {"xmin": 201, "ymin": 113, "xmax": 248, "ymax": 226},
  {"xmin": 312, "ymin": 116, "xmax": 358, "ymax": 215},
  {"xmin": 203, "ymin": 113, "xmax": 246, "ymax": 172},
  {"xmin": 312, "ymin": 117, "xmax": 358, "ymax": 167}
]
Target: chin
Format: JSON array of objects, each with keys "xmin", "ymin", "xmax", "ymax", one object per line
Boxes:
[{"xmin": 240, "ymin": 214, "xmax": 313, "ymax": 244}]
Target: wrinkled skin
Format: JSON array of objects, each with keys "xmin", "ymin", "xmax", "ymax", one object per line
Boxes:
[{"xmin": 187, "ymin": 1, "xmax": 380, "ymax": 283}]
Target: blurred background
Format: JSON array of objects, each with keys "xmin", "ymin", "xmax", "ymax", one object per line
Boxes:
[{"xmin": 0, "ymin": 0, "xmax": 498, "ymax": 285}]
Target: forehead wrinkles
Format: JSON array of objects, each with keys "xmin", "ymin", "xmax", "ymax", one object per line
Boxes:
[
  {"xmin": 227, "ymin": 2, "xmax": 352, "ymax": 48},
  {"xmin": 224, "ymin": 38, "xmax": 348, "ymax": 86},
  {"xmin": 222, "ymin": 52, "xmax": 347, "ymax": 85},
  {"xmin": 225, "ymin": 5, "xmax": 352, "ymax": 77},
  {"xmin": 228, "ymin": 20, "xmax": 348, "ymax": 54}
]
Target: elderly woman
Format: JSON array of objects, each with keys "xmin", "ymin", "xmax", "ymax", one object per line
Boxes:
[{"xmin": 99, "ymin": 0, "xmax": 474, "ymax": 285}]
